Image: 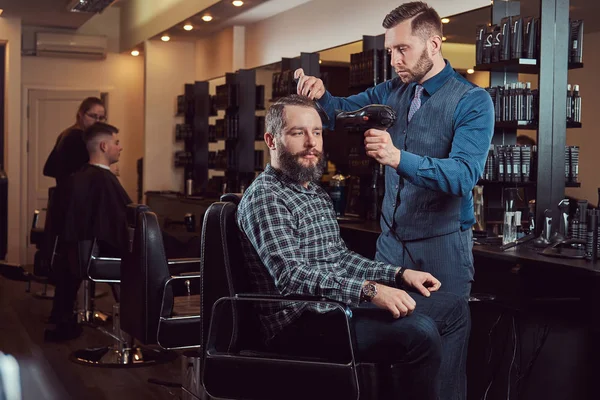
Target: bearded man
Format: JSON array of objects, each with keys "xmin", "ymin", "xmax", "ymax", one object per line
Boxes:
[{"xmin": 236, "ymin": 94, "xmax": 471, "ymax": 400}]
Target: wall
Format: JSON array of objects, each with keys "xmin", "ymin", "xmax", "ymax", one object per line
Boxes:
[
  {"xmin": 144, "ymin": 40, "xmax": 196, "ymax": 194},
  {"xmin": 565, "ymin": 31, "xmax": 599, "ymax": 204},
  {"xmin": 196, "ymin": 27, "xmax": 234, "ymax": 81},
  {"xmin": 21, "ymin": 54, "xmax": 144, "ymax": 203},
  {"xmin": 244, "ymin": 0, "xmax": 490, "ymax": 69},
  {"xmin": 77, "ymin": 6, "xmax": 121, "ymax": 53},
  {"xmin": 0, "ymin": 17, "xmax": 22, "ymax": 264}
]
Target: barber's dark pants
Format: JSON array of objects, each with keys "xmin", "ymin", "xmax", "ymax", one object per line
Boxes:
[{"xmin": 269, "ymin": 291, "xmax": 469, "ymax": 400}]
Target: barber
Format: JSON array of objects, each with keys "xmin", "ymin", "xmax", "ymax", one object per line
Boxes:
[
  {"xmin": 295, "ymin": 1, "xmax": 494, "ymax": 299},
  {"xmin": 43, "ymin": 97, "xmax": 106, "ymax": 340}
]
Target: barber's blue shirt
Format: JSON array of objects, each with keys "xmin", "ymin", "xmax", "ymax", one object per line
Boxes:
[{"xmin": 319, "ymin": 60, "xmax": 494, "ymax": 231}]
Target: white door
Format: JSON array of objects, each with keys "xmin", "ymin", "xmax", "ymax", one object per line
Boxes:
[{"xmin": 26, "ymin": 89, "xmax": 101, "ymax": 263}]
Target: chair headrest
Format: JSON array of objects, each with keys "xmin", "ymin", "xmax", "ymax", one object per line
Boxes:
[
  {"xmin": 126, "ymin": 204, "xmax": 151, "ymax": 228},
  {"xmin": 220, "ymin": 193, "xmax": 241, "ymax": 205}
]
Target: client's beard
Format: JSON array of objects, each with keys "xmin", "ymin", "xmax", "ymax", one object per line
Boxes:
[{"xmin": 277, "ymin": 144, "xmax": 326, "ymax": 184}]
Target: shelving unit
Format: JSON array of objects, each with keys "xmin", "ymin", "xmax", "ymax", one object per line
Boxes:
[
  {"xmin": 477, "ymin": 0, "xmax": 581, "ymax": 235},
  {"xmin": 173, "ymin": 81, "xmax": 210, "ymax": 195}
]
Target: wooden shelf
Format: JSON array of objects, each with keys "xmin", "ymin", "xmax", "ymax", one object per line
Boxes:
[{"xmin": 475, "ymin": 58, "xmax": 584, "ymax": 74}]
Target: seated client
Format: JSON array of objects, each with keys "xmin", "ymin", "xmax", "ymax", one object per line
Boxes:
[{"xmin": 236, "ymin": 95, "xmax": 470, "ymax": 400}]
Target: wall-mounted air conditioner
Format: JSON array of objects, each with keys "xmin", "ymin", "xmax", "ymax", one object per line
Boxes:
[{"xmin": 35, "ymin": 32, "xmax": 108, "ymax": 60}]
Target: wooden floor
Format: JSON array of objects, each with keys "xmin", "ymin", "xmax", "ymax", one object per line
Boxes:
[{"xmin": 0, "ymin": 274, "xmax": 186, "ymax": 400}]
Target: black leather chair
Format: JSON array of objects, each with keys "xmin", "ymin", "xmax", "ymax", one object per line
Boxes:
[
  {"xmin": 120, "ymin": 204, "xmax": 201, "ymax": 350},
  {"xmin": 69, "ymin": 205, "xmax": 161, "ymax": 366},
  {"xmin": 200, "ymin": 197, "xmax": 392, "ymax": 400}
]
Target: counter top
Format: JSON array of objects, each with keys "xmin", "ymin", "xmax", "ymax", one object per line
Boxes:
[{"xmin": 338, "ymin": 219, "xmax": 600, "ymax": 275}]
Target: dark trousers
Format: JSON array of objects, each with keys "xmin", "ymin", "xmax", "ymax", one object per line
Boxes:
[{"xmin": 269, "ymin": 291, "xmax": 469, "ymax": 400}]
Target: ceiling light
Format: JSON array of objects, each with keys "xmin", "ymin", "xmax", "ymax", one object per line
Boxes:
[
  {"xmin": 441, "ymin": 18, "xmax": 450, "ymax": 24},
  {"xmin": 131, "ymin": 50, "xmax": 140, "ymax": 57},
  {"xmin": 442, "ymin": 36, "xmax": 447, "ymax": 41},
  {"xmin": 232, "ymin": 0, "xmax": 244, "ymax": 6},
  {"xmin": 161, "ymin": 34, "xmax": 170, "ymax": 42},
  {"xmin": 202, "ymin": 15, "xmax": 213, "ymax": 22},
  {"xmin": 0, "ymin": 9, "xmax": 3, "ymax": 16},
  {"xmin": 467, "ymin": 68, "xmax": 475, "ymax": 74},
  {"xmin": 184, "ymin": 23, "xmax": 193, "ymax": 31}
]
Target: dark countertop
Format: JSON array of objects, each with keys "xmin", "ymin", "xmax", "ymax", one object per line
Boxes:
[{"xmin": 338, "ymin": 219, "xmax": 600, "ymax": 275}]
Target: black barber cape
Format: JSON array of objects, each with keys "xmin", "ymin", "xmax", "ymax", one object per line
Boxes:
[
  {"xmin": 63, "ymin": 164, "xmax": 131, "ymax": 255},
  {"xmin": 43, "ymin": 126, "xmax": 89, "ymax": 186}
]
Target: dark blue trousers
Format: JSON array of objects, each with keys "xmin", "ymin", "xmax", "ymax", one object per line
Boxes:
[{"xmin": 269, "ymin": 291, "xmax": 469, "ymax": 400}]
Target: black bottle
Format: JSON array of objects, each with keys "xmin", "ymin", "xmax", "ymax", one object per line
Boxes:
[
  {"xmin": 566, "ymin": 84, "xmax": 573, "ymax": 122},
  {"xmin": 572, "ymin": 84, "xmax": 581, "ymax": 123}
]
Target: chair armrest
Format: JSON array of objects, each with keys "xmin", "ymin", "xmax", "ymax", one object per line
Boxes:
[
  {"xmin": 236, "ymin": 292, "xmax": 346, "ymax": 306},
  {"xmin": 160, "ymin": 274, "xmax": 202, "ymax": 317},
  {"xmin": 167, "ymin": 257, "xmax": 201, "ymax": 266}
]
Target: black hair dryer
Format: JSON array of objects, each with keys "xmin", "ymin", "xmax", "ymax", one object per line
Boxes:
[{"xmin": 335, "ymin": 104, "xmax": 397, "ymax": 133}]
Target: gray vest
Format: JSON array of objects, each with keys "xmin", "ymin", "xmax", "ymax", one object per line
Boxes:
[{"xmin": 381, "ymin": 76, "xmax": 472, "ymax": 241}]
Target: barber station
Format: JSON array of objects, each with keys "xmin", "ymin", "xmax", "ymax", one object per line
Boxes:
[{"xmin": 0, "ymin": 0, "xmax": 598, "ymax": 399}]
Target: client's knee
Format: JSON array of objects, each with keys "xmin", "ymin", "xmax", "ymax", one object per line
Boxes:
[{"xmin": 401, "ymin": 314, "xmax": 442, "ymax": 366}]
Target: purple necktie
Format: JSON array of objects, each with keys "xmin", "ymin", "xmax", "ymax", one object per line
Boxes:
[{"xmin": 408, "ymin": 84, "xmax": 424, "ymax": 123}]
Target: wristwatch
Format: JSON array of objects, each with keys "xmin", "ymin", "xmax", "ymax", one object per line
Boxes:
[{"xmin": 361, "ymin": 282, "xmax": 378, "ymax": 302}]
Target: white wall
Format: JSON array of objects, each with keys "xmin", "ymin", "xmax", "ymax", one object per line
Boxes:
[
  {"xmin": 244, "ymin": 0, "xmax": 490, "ymax": 69},
  {"xmin": 77, "ymin": 6, "xmax": 121, "ymax": 53},
  {"xmin": 196, "ymin": 27, "xmax": 234, "ymax": 81},
  {"xmin": 21, "ymin": 54, "xmax": 145, "ymax": 204},
  {"xmin": 144, "ymin": 40, "xmax": 196, "ymax": 194},
  {"xmin": 0, "ymin": 17, "xmax": 23, "ymax": 264}
]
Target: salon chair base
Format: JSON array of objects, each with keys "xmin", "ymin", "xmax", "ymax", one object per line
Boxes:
[
  {"xmin": 69, "ymin": 344, "xmax": 166, "ymax": 368},
  {"xmin": 32, "ymin": 285, "xmax": 55, "ymax": 300}
]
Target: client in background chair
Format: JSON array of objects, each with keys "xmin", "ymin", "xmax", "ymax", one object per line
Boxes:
[
  {"xmin": 46, "ymin": 122, "xmax": 200, "ymax": 341},
  {"xmin": 236, "ymin": 95, "xmax": 470, "ymax": 400}
]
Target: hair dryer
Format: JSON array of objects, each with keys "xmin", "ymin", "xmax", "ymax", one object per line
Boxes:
[{"xmin": 335, "ymin": 104, "xmax": 397, "ymax": 132}]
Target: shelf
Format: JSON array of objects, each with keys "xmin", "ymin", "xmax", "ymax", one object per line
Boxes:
[
  {"xmin": 477, "ymin": 180, "xmax": 581, "ymax": 188},
  {"xmin": 478, "ymin": 180, "xmax": 535, "ymax": 187},
  {"xmin": 494, "ymin": 121, "xmax": 582, "ymax": 130},
  {"xmin": 475, "ymin": 59, "xmax": 584, "ymax": 74}
]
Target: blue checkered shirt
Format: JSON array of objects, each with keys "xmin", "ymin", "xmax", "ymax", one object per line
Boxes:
[{"xmin": 236, "ymin": 164, "xmax": 400, "ymax": 341}]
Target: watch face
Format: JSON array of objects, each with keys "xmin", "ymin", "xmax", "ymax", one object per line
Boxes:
[{"xmin": 362, "ymin": 282, "xmax": 377, "ymax": 301}]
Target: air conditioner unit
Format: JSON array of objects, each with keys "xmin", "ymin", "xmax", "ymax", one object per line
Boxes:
[{"xmin": 36, "ymin": 32, "xmax": 108, "ymax": 60}]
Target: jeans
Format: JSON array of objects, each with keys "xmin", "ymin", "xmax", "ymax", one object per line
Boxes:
[{"xmin": 269, "ymin": 291, "xmax": 469, "ymax": 400}]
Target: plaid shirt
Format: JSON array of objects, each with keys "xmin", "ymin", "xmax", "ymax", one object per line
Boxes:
[{"xmin": 237, "ymin": 164, "xmax": 399, "ymax": 341}]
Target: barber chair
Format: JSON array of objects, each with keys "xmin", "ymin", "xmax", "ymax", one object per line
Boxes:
[
  {"xmin": 26, "ymin": 187, "xmax": 61, "ymax": 299},
  {"xmin": 200, "ymin": 196, "xmax": 393, "ymax": 400},
  {"xmin": 69, "ymin": 205, "xmax": 161, "ymax": 366},
  {"xmin": 120, "ymin": 204, "xmax": 201, "ymax": 350}
]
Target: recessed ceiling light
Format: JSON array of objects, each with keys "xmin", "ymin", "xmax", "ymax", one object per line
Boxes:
[
  {"xmin": 202, "ymin": 15, "xmax": 213, "ymax": 22},
  {"xmin": 131, "ymin": 50, "xmax": 140, "ymax": 56},
  {"xmin": 184, "ymin": 23, "xmax": 193, "ymax": 31},
  {"xmin": 232, "ymin": 0, "xmax": 244, "ymax": 6},
  {"xmin": 0, "ymin": 9, "xmax": 4, "ymax": 16},
  {"xmin": 441, "ymin": 18, "xmax": 450, "ymax": 24},
  {"xmin": 467, "ymin": 68, "xmax": 475, "ymax": 74},
  {"xmin": 161, "ymin": 34, "xmax": 170, "ymax": 42}
]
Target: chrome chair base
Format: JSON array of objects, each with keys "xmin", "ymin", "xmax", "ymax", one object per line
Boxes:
[
  {"xmin": 32, "ymin": 285, "xmax": 55, "ymax": 300},
  {"xmin": 69, "ymin": 345, "xmax": 162, "ymax": 368}
]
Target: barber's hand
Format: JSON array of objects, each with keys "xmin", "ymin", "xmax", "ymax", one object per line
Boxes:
[
  {"xmin": 294, "ymin": 68, "xmax": 325, "ymax": 100},
  {"xmin": 401, "ymin": 269, "xmax": 441, "ymax": 297},
  {"xmin": 364, "ymin": 129, "xmax": 401, "ymax": 169},
  {"xmin": 371, "ymin": 284, "xmax": 416, "ymax": 318}
]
